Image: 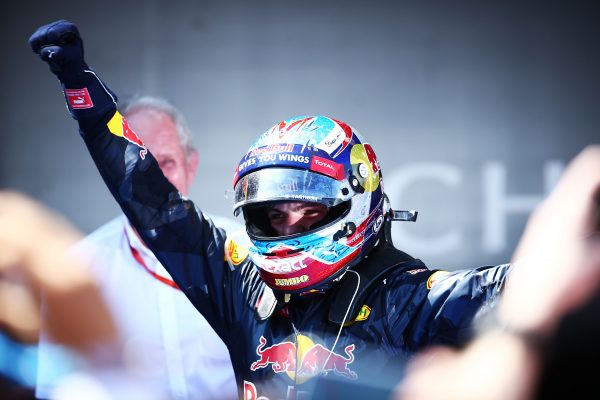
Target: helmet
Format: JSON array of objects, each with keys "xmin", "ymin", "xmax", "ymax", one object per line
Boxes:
[{"xmin": 233, "ymin": 116, "xmax": 387, "ymax": 294}]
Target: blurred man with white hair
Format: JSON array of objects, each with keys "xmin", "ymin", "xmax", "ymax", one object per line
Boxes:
[{"xmin": 36, "ymin": 96, "xmax": 239, "ymax": 400}]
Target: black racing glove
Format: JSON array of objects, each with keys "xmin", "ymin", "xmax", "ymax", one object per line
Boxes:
[
  {"xmin": 29, "ymin": 20, "xmax": 117, "ymax": 120},
  {"xmin": 29, "ymin": 19, "xmax": 88, "ymax": 83}
]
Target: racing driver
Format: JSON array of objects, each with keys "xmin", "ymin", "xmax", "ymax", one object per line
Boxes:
[{"xmin": 30, "ymin": 20, "xmax": 511, "ymax": 400}]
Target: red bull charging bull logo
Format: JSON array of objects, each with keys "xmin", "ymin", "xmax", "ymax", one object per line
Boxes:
[
  {"xmin": 250, "ymin": 335, "xmax": 357, "ymax": 384},
  {"xmin": 106, "ymin": 111, "xmax": 148, "ymax": 160}
]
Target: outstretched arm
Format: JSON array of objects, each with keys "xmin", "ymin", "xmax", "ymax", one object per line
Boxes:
[
  {"xmin": 395, "ymin": 145, "xmax": 600, "ymax": 400},
  {"xmin": 29, "ymin": 20, "xmax": 239, "ymax": 341}
]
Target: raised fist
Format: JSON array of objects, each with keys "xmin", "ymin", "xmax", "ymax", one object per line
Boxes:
[{"xmin": 29, "ymin": 19, "xmax": 88, "ymax": 82}]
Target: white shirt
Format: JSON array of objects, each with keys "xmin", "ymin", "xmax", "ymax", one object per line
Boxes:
[{"xmin": 36, "ymin": 214, "xmax": 240, "ymax": 400}]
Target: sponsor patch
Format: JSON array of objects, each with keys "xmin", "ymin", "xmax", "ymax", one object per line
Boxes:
[
  {"xmin": 274, "ymin": 275, "xmax": 309, "ymax": 286},
  {"xmin": 355, "ymin": 305, "xmax": 371, "ymax": 321},
  {"xmin": 406, "ymin": 268, "xmax": 428, "ymax": 275},
  {"xmin": 248, "ymin": 143, "xmax": 294, "ymax": 157},
  {"xmin": 234, "ymin": 149, "xmax": 312, "ymax": 185},
  {"xmin": 426, "ymin": 270, "xmax": 450, "ymax": 290},
  {"xmin": 316, "ymin": 129, "xmax": 344, "ymax": 154},
  {"xmin": 65, "ymin": 88, "xmax": 94, "ymax": 109},
  {"xmin": 343, "ymin": 305, "xmax": 371, "ymax": 327},
  {"xmin": 373, "ymin": 215, "xmax": 384, "ymax": 234},
  {"xmin": 310, "ymin": 156, "xmax": 345, "ymax": 180},
  {"xmin": 225, "ymin": 237, "xmax": 249, "ymax": 266}
]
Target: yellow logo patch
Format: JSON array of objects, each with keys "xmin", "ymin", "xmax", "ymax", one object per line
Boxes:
[
  {"xmin": 225, "ymin": 237, "xmax": 249, "ymax": 266},
  {"xmin": 343, "ymin": 305, "xmax": 371, "ymax": 326},
  {"xmin": 426, "ymin": 270, "xmax": 450, "ymax": 290},
  {"xmin": 355, "ymin": 305, "xmax": 371, "ymax": 321}
]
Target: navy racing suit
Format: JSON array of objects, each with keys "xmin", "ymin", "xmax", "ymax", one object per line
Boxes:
[{"xmin": 72, "ymin": 102, "xmax": 510, "ymax": 400}]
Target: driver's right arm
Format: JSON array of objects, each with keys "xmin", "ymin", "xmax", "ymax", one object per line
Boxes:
[{"xmin": 29, "ymin": 20, "xmax": 238, "ymax": 342}]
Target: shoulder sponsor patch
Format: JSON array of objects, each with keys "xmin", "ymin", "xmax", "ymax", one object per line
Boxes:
[
  {"xmin": 343, "ymin": 305, "xmax": 371, "ymax": 327},
  {"xmin": 106, "ymin": 111, "xmax": 148, "ymax": 159},
  {"xmin": 426, "ymin": 270, "xmax": 450, "ymax": 290},
  {"xmin": 225, "ymin": 236, "xmax": 249, "ymax": 266},
  {"xmin": 406, "ymin": 268, "xmax": 428, "ymax": 275},
  {"xmin": 355, "ymin": 305, "xmax": 371, "ymax": 322}
]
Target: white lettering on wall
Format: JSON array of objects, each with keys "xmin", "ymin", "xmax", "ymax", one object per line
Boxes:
[
  {"xmin": 384, "ymin": 160, "xmax": 564, "ymax": 257},
  {"xmin": 482, "ymin": 160, "xmax": 564, "ymax": 252},
  {"xmin": 385, "ymin": 162, "xmax": 462, "ymax": 255}
]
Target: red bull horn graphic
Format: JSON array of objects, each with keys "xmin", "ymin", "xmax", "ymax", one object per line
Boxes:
[
  {"xmin": 106, "ymin": 111, "xmax": 148, "ymax": 160},
  {"xmin": 250, "ymin": 335, "xmax": 358, "ymax": 383},
  {"xmin": 297, "ymin": 343, "xmax": 357, "ymax": 380},
  {"xmin": 251, "ymin": 336, "xmax": 297, "ymax": 373}
]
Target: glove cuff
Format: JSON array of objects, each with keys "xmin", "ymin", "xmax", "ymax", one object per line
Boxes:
[{"xmin": 60, "ymin": 69, "xmax": 118, "ymax": 121}]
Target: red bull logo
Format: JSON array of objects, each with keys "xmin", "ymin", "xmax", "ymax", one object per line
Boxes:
[
  {"xmin": 107, "ymin": 111, "xmax": 148, "ymax": 160},
  {"xmin": 250, "ymin": 335, "xmax": 358, "ymax": 383},
  {"xmin": 251, "ymin": 336, "xmax": 297, "ymax": 373},
  {"xmin": 297, "ymin": 343, "xmax": 357, "ymax": 380}
]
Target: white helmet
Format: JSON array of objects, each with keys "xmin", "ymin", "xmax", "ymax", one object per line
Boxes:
[{"xmin": 233, "ymin": 116, "xmax": 387, "ymax": 293}]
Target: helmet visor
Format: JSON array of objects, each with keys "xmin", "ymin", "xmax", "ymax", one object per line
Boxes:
[{"xmin": 233, "ymin": 168, "xmax": 351, "ymax": 216}]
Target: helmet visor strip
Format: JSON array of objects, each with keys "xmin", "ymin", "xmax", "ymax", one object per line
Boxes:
[{"xmin": 233, "ymin": 168, "xmax": 352, "ymax": 216}]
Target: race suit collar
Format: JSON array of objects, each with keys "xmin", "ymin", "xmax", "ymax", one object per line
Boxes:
[{"xmin": 328, "ymin": 243, "xmax": 416, "ymax": 325}]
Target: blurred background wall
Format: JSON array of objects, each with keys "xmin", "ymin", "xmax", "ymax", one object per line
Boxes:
[{"xmin": 1, "ymin": 0, "xmax": 598, "ymax": 270}]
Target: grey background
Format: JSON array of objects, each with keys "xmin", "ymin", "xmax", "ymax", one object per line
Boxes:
[{"xmin": 1, "ymin": 0, "xmax": 598, "ymax": 270}]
